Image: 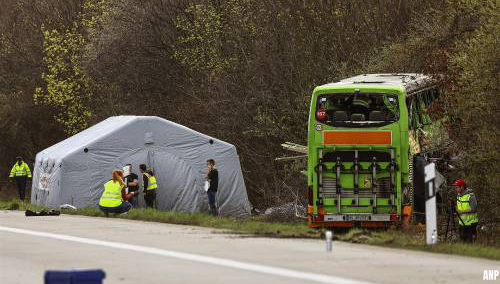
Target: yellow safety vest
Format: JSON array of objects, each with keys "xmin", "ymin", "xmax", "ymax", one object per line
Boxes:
[
  {"xmin": 144, "ymin": 173, "xmax": 158, "ymax": 191},
  {"xmin": 99, "ymin": 180, "xmax": 123, "ymax": 208},
  {"xmin": 457, "ymin": 193, "xmax": 479, "ymax": 226},
  {"xmin": 9, "ymin": 162, "xmax": 32, "ymax": 178}
]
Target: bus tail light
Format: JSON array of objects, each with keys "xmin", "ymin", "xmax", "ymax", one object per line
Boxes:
[
  {"xmin": 316, "ymin": 108, "xmax": 327, "ymax": 121},
  {"xmin": 390, "ymin": 214, "xmax": 400, "ymax": 221},
  {"xmin": 313, "ymin": 205, "xmax": 326, "ymax": 222},
  {"xmin": 313, "ymin": 215, "xmax": 324, "ymax": 222}
]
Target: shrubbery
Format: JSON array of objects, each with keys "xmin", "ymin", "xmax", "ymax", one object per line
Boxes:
[{"xmin": 0, "ymin": 0, "xmax": 497, "ymax": 223}]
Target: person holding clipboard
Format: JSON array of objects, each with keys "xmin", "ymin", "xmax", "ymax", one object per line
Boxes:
[
  {"xmin": 204, "ymin": 159, "xmax": 219, "ymax": 216},
  {"xmin": 123, "ymin": 164, "xmax": 139, "ymax": 207}
]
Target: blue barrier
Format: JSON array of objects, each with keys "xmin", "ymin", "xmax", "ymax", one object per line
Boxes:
[{"xmin": 44, "ymin": 269, "xmax": 105, "ymax": 284}]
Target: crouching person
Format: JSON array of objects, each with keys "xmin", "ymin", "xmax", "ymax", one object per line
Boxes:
[{"xmin": 99, "ymin": 169, "xmax": 137, "ymax": 217}]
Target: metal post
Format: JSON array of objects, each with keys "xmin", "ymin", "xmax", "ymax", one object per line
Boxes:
[
  {"xmin": 425, "ymin": 163, "xmax": 437, "ymax": 245},
  {"xmin": 371, "ymin": 157, "xmax": 377, "ymax": 213},
  {"xmin": 317, "ymin": 149, "xmax": 323, "ymax": 206},
  {"xmin": 336, "ymin": 157, "xmax": 341, "ymax": 214},
  {"xmin": 389, "ymin": 149, "xmax": 396, "ymax": 205},
  {"xmin": 354, "ymin": 150, "xmax": 359, "ymax": 206},
  {"xmin": 325, "ymin": 230, "xmax": 333, "ymax": 252}
]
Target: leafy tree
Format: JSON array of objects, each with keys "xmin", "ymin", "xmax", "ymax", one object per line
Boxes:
[
  {"xmin": 34, "ymin": 0, "xmax": 111, "ymax": 134},
  {"xmin": 34, "ymin": 25, "xmax": 92, "ymax": 134},
  {"xmin": 366, "ymin": 0, "xmax": 500, "ymax": 223},
  {"xmin": 1, "ymin": 0, "xmax": 497, "ymax": 224}
]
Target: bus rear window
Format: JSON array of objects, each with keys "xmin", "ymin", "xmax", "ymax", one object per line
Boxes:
[{"xmin": 316, "ymin": 93, "xmax": 399, "ymax": 127}]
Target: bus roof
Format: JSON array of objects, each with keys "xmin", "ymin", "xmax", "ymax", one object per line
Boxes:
[{"xmin": 319, "ymin": 73, "xmax": 438, "ymax": 95}]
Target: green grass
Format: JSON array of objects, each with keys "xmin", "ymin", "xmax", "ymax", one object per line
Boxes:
[
  {"xmin": 0, "ymin": 199, "xmax": 319, "ymax": 238},
  {"xmin": 339, "ymin": 228, "xmax": 500, "ymax": 260},
  {"xmin": 2, "ymin": 198, "xmax": 499, "ymax": 260}
]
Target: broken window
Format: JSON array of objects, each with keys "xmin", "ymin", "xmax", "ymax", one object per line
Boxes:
[{"xmin": 316, "ymin": 93, "xmax": 400, "ymax": 127}]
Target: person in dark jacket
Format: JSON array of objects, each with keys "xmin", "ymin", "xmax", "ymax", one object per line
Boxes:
[
  {"xmin": 140, "ymin": 164, "xmax": 157, "ymax": 208},
  {"xmin": 204, "ymin": 159, "xmax": 219, "ymax": 216},
  {"xmin": 124, "ymin": 164, "xmax": 139, "ymax": 207}
]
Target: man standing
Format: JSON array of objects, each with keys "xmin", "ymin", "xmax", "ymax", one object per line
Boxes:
[
  {"xmin": 140, "ymin": 164, "xmax": 157, "ymax": 208},
  {"xmin": 9, "ymin": 156, "xmax": 31, "ymax": 201},
  {"xmin": 204, "ymin": 159, "xmax": 219, "ymax": 216},
  {"xmin": 124, "ymin": 164, "xmax": 139, "ymax": 207},
  {"xmin": 454, "ymin": 179, "xmax": 479, "ymax": 243}
]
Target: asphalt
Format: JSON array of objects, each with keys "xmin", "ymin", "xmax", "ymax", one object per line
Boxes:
[{"xmin": 0, "ymin": 210, "xmax": 498, "ymax": 284}]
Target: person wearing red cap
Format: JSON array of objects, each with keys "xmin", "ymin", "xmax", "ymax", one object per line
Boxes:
[{"xmin": 453, "ymin": 179, "xmax": 478, "ymax": 242}]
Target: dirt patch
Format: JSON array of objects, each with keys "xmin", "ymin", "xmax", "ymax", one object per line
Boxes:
[{"xmin": 0, "ymin": 183, "xmax": 18, "ymax": 200}]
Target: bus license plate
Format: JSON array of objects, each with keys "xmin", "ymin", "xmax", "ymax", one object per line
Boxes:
[{"xmin": 345, "ymin": 215, "xmax": 371, "ymax": 221}]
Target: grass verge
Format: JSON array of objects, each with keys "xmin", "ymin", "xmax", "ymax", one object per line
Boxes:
[
  {"xmin": 1, "ymin": 198, "xmax": 499, "ymax": 260},
  {"xmin": 0, "ymin": 199, "xmax": 319, "ymax": 238},
  {"xmin": 338, "ymin": 227, "xmax": 500, "ymax": 260}
]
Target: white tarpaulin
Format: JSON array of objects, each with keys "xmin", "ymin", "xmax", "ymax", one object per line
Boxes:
[{"xmin": 31, "ymin": 116, "xmax": 251, "ymax": 216}]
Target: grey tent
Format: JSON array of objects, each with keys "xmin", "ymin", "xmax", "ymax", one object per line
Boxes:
[{"xmin": 31, "ymin": 116, "xmax": 251, "ymax": 216}]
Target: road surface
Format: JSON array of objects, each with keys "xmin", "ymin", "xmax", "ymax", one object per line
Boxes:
[{"xmin": 0, "ymin": 210, "xmax": 497, "ymax": 284}]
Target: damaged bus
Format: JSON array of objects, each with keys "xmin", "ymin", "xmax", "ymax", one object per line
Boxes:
[{"xmin": 307, "ymin": 74, "xmax": 440, "ymax": 227}]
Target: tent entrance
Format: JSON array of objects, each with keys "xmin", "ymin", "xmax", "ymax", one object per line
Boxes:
[{"xmin": 116, "ymin": 147, "xmax": 206, "ymax": 211}]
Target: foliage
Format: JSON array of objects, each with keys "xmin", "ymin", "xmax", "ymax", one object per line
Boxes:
[
  {"xmin": 34, "ymin": 24, "xmax": 92, "ymax": 134},
  {"xmin": 339, "ymin": 227, "xmax": 500, "ymax": 260},
  {"xmin": 446, "ymin": 1, "xmax": 500, "ymax": 225},
  {"xmin": 365, "ymin": 0, "xmax": 500, "ymax": 224},
  {"xmin": 0, "ymin": 0, "xmax": 73, "ymax": 175},
  {"xmin": 0, "ymin": 0, "xmax": 497, "ymax": 222},
  {"xmin": 173, "ymin": 2, "xmax": 232, "ymax": 78},
  {"xmin": 33, "ymin": 0, "xmax": 112, "ymax": 134}
]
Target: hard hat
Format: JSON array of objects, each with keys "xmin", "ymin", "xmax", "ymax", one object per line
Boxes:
[
  {"xmin": 16, "ymin": 156, "xmax": 22, "ymax": 160},
  {"xmin": 452, "ymin": 179, "xmax": 465, "ymax": 186}
]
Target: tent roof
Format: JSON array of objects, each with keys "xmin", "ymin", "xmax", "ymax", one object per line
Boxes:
[{"xmin": 38, "ymin": 116, "xmax": 232, "ymax": 162}]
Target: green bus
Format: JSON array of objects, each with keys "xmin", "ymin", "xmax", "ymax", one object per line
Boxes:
[{"xmin": 307, "ymin": 74, "xmax": 439, "ymax": 228}]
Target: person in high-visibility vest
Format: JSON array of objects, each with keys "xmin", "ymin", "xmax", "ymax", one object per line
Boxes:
[
  {"xmin": 453, "ymin": 179, "xmax": 479, "ymax": 243},
  {"xmin": 9, "ymin": 156, "xmax": 32, "ymax": 201},
  {"xmin": 140, "ymin": 164, "xmax": 157, "ymax": 208},
  {"xmin": 99, "ymin": 169, "xmax": 137, "ymax": 217}
]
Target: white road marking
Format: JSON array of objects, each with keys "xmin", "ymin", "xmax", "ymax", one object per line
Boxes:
[{"xmin": 0, "ymin": 225, "xmax": 381, "ymax": 284}]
